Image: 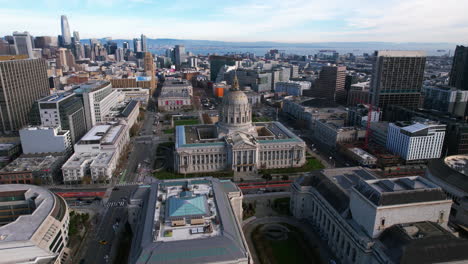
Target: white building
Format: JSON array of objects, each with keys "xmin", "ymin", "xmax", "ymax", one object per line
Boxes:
[
  {"xmin": 73, "ymin": 81, "xmax": 120, "ymax": 129},
  {"xmin": 386, "ymin": 122, "xmax": 446, "ymax": 161},
  {"xmin": 19, "ymin": 127, "xmax": 72, "ymax": 154},
  {"xmin": 314, "ymin": 119, "xmax": 366, "ymax": 147},
  {"xmin": 113, "ymin": 87, "xmax": 149, "ymax": 105},
  {"xmin": 62, "ymin": 123, "xmax": 129, "ymax": 183},
  {"xmin": 275, "ymin": 81, "xmax": 311, "ymax": 96},
  {"xmin": 0, "ymin": 184, "xmax": 70, "ymax": 264},
  {"xmin": 175, "ymin": 76, "xmax": 306, "ymax": 177},
  {"xmin": 290, "ymin": 167, "xmax": 462, "ymax": 264}
]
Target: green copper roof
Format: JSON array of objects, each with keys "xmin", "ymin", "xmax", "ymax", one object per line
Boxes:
[{"xmin": 167, "ymin": 195, "xmax": 208, "ymax": 218}]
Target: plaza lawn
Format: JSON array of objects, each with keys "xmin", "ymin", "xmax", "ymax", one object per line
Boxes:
[
  {"xmin": 259, "ymin": 157, "xmax": 324, "ymax": 174},
  {"xmin": 163, "ymin": 128, "xmax": 175, "ymax": 134},
  {"xmin": 174, "ymin": 119, "xmax": 200, "ymax": 126},
  {"xmin": 252, "ymin": 223, "xmax": 321, "ymax": 264}
]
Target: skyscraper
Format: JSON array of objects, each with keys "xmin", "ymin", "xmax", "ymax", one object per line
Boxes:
[
  {"xmin": 133, "ymin": 38, "xmax": 142, "ymax": 52},
  {"xmin": 60, "ymin": 15, "xmax": 72, "ymax": 46},
  {"xmin": 314, "ymin": 65, "xmax": 347, "ymax": 104},
  {"xmin": 13, "ymin": 31, "xmax": 34, "ymax": 58},
  {"xmin": 174, "ymin": 45, "xmax": 186, "ymax": 69},
  {"xmin": 144, "ymin": 52, "xmax": 156, "ymax": 93},
  {"xmin": 449, "ymin": 45, "xmax": 468, "ymax": 91},
  {"xmin": 0, "ymin": 57, "xmax": 50, "ymax": 133},
  {"xmin": 73, "ymin": 31, "xmax": 80, "ymax": 42},
  {"xmin": 116, "ymin": 48, "xmax": 124, "ymax": 62},
  {"xmin": 209, "ymin": 55, "xmax": 240, "ymax": 81},
  {"xmin": 370, "ymin": 51, "xmax": 426, "ymax": 110},
  {"xmin": 141, "ymin": 34, "xmax": 147, "ymax": 52}
]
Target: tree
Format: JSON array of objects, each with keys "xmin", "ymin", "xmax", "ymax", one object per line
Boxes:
[{"xmin": 262, "ymin": 173, "xmax": 272, "ymax": 181}]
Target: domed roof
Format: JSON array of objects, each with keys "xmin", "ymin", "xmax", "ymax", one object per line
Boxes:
[{"xmin": 222, "ymin": 90, "xmax": 249, "ymax": 105}]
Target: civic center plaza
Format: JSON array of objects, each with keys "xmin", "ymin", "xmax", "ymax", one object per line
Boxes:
[{"xmin": 175, "ymin": 75, "xmax": 307, "ymax": 177}]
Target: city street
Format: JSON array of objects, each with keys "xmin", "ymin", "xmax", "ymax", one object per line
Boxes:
[{"xmin": 81, "ymin": 185, "xmax": 139, "ymax": 264}]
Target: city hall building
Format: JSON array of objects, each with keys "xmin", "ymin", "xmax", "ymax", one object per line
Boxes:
[{"xmin": 175, "ymin": 75, "xmax": 306, "ymax": 175}]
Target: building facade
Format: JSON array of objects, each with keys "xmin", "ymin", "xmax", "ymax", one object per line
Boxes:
[
  {"xmin": 29, "ymin": 92, "xmax": 87, "ymax": 144},
  {"xmin": 315, "ymin": 65, "xmax": 347, "ymax": 104},
  {"xmin": 0, "ymin": 57, "xmax": 51, "ymax": 133},
  {"xmin": 0, "ymin": 184, "xmax": 70, "ymax": 264},
  {"xmin": 449, "ymin": 45, "xmax": 468, "ymax": 91},
  {"xmin": 73, "ymin": 81, "xmax": 119, "ymax": 129},
  {"xmin": 13, "ymin": 32, "xmax": 34, "ymax": 58},
  {"xmin": 175, "ymin": 76, "xmax": 306, "ymax": 176},
  {"xmin": 370, "ymin": 51, "xmax": 426, "ymax": 110},
  {"xmin": 19, "ymin": 127, "xmax": 72, "ymax": 154},
  {"xmin": 423, "ymin": 85, "xmax": 468, "ymax": 117},
  {"xmin": 274, "ymin": 81, "xmax": 311, "ymax": 96},
  {"xmin": 290, "ymin": 168, "xmax": 463, "ymax": 264},
  {"xmin": 386, "ymin": 122, "xmax": 446, "ymax": 161},
  {"xmin": 157, "ymin": 79, "xmax": 193, "ymax": 111}
]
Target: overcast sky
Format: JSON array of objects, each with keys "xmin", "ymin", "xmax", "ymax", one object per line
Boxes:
[{"xmin": 1, "ymin": 0, "xmax": 467, "ymax": 43}]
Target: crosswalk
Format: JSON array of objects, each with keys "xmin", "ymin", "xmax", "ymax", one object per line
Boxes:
[{"xmin": 105, "ymin": 201, "xmax": 127, "ymax": 208}]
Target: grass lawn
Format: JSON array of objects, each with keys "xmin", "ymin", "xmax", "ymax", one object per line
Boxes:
[
  {"xmin": 259, "ymin": 157, "xmax": 324, "ymax": 174},
  {"xmin": 174, "ymin": 119, "xmax": 200, "ymax": 126},
  {"xmin": 163, "ymin": 128, "xmax": 175, "ymax": 134},
  {"xmin": 252, "ymin": 223, "xmax": 321, "ymax": 264},
  {"xmin": 252, "ymin": 116, "xmax": 272, "ymax": 122}
]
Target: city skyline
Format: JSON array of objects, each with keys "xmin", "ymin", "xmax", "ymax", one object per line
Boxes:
[{"xmin": 1, "ymin": 0, "xmax": 468, "ymax": 43}]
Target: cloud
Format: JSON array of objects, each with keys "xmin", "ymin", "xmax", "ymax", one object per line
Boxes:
[{"xmin": 0, "ymin": 0, "xmax": 467, "ymax": 43}]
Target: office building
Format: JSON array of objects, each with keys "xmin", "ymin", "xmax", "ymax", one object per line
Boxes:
[
  {"xmin": 386, "ymin": 122, "xmax": 446, "ymax": 161},
  {"xmin": 33, "ymin": 36, "xmax": 54, "ymax": 49},
  {"xmin": 0, "ymin": 57, "xmax": 50, "ymax": 133},
  {"xmin": 0, "ymin": 155, "xmax": 66, "ymax": 185},
  {"xmin": 423, "ymin": 85, "xmax": 468, "ymax": 117},
  {"xmin": 143, "ymin": 52, "xmax": 156, "ymax": 93},
  {"xmin": 62, "ymin": 123, "xmax": 129, "ymax": 183},
  {"xmin": 314, "ymin": 65, "xmax": 347, "ymax": 104},
  {"xmin": 115, "ymin": 47, "xmax": 124, "ymax": 62},
  {"xmin": 174, "ymin": 44, "xmax": 186, "ymax": 68},
  {"xmin": 133, "ymin": 38, "xmax": 141, "ymax": 52},
  {"xmin": 370, "ymin": 51, "xmax": 426, "ymax": 110},
  {"xmin": 113, "ymin": 88, "xmax": 149, "ymax": 105},
  {"xmin": 128, "ymin": 177, "xmax": 251, "ymax": 264},
  {"xmin": 72, "ymin": 31, "xmax": 80, "ymax": 42},
  {"xmin": 209, "ymin": 55, "xmax": 241, "ymax": 81},
  {"xmin": 29, "ymin": 92, "xmax": 87, "ymax": 144},
  {"xmin": 60, "ymin": 15, "xmax": 72, "ymax": 46},
  {"xmin": 141, "ymin": 34, "xmax": 147, "ymax": 52},
  {"xmin": 282, "ymin": 97, "xmax": 347, "ymax": 130},
  {"xmin": 0, "ymin": 184, "xmax": 70, "ymax": 263},
  {"xmin": 290, "ymin": 167, "xmax": 466, "ymax": 264},
  {"xmin": 224, "ymin": 69, "xmax": 272, "ymax": 93},
  {"xmin": 158, "ymin": 79, "xmax": 193, "ymax": 111},
  {"xmin": 0, "ymin": 39, "xmax": 16, "ymax": 56},
  {"xmin": 56, "ymin": 48, "xmax": 75, "ymax": 71},
  {"xmin": 347, "ymin": 104, "xmax": 381, "ymax": 127},
  {"xmin": 19, "ymin": 126, "xmax": 71, "ymax": 154},
  {"xmin": 449, "ymin": 45, "xmax": 468, "ymax": 91},
  {"xmin": 275, "ymin": 81, "xmax": 311, "ymax": 96},
  {"xmin": 385, "ymin": 106, "xmax": 468, "ymax": 155},
  {"xmin": 314, "ymin": 118, "xmax": 366, "ymax": 147},
  {"xmin": 73, "ymin": 81, "xmax": 119, "ymax": 129},
  {"xmin": 13, "ymin": 32, "xmax": 34, "ymax": 58},
  {"xmin": 175, "ymin": 76, "xmax": 306, "ymax": 176},
  {"xmin": 347, "ymin": 82, "xmax": 371, "ymax": 106}
]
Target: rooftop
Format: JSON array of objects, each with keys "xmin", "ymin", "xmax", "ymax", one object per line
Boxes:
[
  {"xmin": 378, "ymin": 221, "xmax": 468, "ymax": 264},
  {"xmin": 38, "ymin": 92, "xmax": 74, "ymax": 103},
  {"xmin": 0, "ymin": 184, "xmax": 65, "ymax": 242},
  {"xmin": 354, "ymin": 176, "xmax": 447, "ymax": 206},
  {"xmin": 377, "ymin": 50, "xmax": 426, "ymax": 57},
  {"xmin": 72, "ymin": 80, "xmax": 110, "ymax": 94},
  {"xmin": 78, "ymin": 124, "xmax": 124, "ymax": 145},
  {"xmin": 0, "ymin": 155, "xmax": 63, "ymax": 173},
  {"xmin": 426, "ymin": 155, "xmax": 468, "ymax": 193},
  {"xmin": 132, "ymin": 178, "xmax": 249, "ymax": 264}
]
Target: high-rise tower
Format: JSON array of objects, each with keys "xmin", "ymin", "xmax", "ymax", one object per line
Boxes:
[
  {"xmin": 13, "ymin": 31, "xmax": 34, "ymax": 58},
  {"xmin": 141, "ymin": 34, "xmax": 147, "ymax": 52},
  {"xmin": 449, "ymin": 45, "xmax": 468, "ymax": 91},
  {"xmin": 370, "ymin": 51, "xmax": 426, "ymax": 111},
  {"xmin": 61, "ymin": 15, "xmax": 72, "ymax": 46}
]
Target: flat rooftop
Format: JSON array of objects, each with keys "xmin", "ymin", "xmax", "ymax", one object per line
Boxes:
[
  {"xmin": 80, "ymin": 125, "xmax": 111, "ymax": 142},
  {"xmin": 377, "ymin": 50, "xmax": 426, "ymax": 57},
  {"xmin": 38, "ymin": 92, "xmax": 74, "ymax": 103},
  {"xmin": 0, "ymin": 155, "xmax": 62, "ymax": 173},
  {"xmin": 354, "ymin": 176, "xmax": 447, "ymax": 206}
]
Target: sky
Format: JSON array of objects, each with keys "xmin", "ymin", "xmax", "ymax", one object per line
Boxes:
[{"xmin": 1, "ymin": 0, "xmax": 467, "ymax": 43}]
